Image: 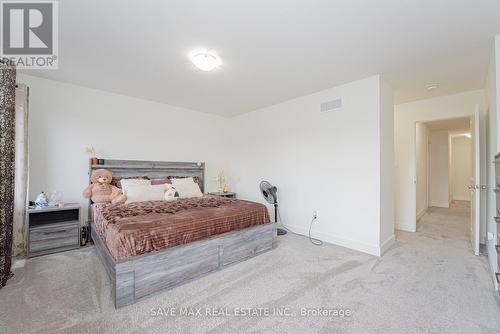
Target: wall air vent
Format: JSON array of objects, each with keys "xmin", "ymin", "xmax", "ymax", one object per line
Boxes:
[{"xmin": 320, "ymin": 98, "xmax": 342, "ymax": 112}]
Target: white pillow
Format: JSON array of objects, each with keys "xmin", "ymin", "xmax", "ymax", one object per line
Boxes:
[
  {"xmin": 120, "ymin": 178, "xmax": 151, "ymax": 187},
  {"xmin": 123, "ymin": 184, "xmax": 167, "ymax": 204},
  {"xmin": 170, "ymin": 177, "xmax": 203, "ymax": 198},
  {"xmin": 120, "ymin": 178, "xmax": 151, "ymax": 195}
]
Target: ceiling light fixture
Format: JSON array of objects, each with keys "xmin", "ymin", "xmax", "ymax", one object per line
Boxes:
[
  {"xmin": 426, "ymin": 83, "xmax": 440, "ymax": 91},
  {"xmin": 191, "ymin": 52, "xmax": 221, "ymax": 71}
]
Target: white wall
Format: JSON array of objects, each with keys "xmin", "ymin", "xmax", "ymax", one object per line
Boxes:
[
  {"xmin": 485, "ymin": 35, "xmax": 499, "ymax": 288},
  {"xmin": 429, "ymin": 130, "xmax": 450, "ymax": 208},
  {"xmin": 23, "ymin": 73, "xmax": 395, "ymax": 257},
  {"xmin": 394, "ymin": 90, "xmax": 486, "ymax": 233},
  {"xmin": 379, "ymin": 78, "xmax": 395, "ymax": 251},
  {"xmin": 227, "ymin": 75, "xmax": 394, "ymax": 256},
  {"xmin": 20, "ymin": 74, "xmax": 229, "ymax": 222},
  {"xmin": 451, "ymin": 137, "xmax": 472, "ymax": 201},
  {"xmin": 415, "ymin": 123, "xmax": 429, "ymax": 218}
]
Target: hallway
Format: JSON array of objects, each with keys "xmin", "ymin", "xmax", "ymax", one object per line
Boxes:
[
  {"xmin": 417, "ymin": 201, "xmax": 471, "ymax": 243},
  {"xmin": 395, "ymin": 200, "xmax": 500, "ymax": 332}
]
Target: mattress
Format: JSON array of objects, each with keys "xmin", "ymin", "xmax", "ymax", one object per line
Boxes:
[{"xmin": 92, "ymin": 195, "xmax": 270, "ymax": 260}]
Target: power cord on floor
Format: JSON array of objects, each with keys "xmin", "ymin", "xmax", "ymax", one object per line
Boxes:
[
  {"xmin": 276, "ymin": 207, "xmax": 323, "ymax": 246},
  {"xmin": 308, "ymin": 216, "xmax": 323, "ymax": 246}
]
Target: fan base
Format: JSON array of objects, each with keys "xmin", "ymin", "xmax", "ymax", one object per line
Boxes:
[{"xmin": 277, "ymin": 228, "xmax": 287, "ymax": 236}]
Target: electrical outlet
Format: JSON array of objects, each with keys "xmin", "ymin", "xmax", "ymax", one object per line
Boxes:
[{"xmin": 312, "ymin": 211, "xmax": 318, "ymax": 219}]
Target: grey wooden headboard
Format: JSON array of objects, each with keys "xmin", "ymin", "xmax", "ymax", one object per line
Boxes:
[
  {"xmin": 89, "ymin": 159, "xmax": 205, "ymax": 192},
  {"xmin": 86, "ymin": 159, "xmax": 205, "ymax": 226}
]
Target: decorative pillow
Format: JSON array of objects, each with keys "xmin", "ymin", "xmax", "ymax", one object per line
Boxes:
[
  {"xmin": 164, "ymin": 185, "xmax": 178, "ymax": 201},
  {"xmin": 151, "ymin": 178, "xmax": 172, "ymax": 185},
  {"xmin": 121, "ymin": 178, "xmax": 152, "ymax": 199},
  {"xmin": 168, "ymin": 175, "xmax": 201, "ymax": 186},
  {"xmin": 170, "ymin": 177, "xmax": 203, "ymax": 198},
  {"xmin": 112, "ymin": 176, "xmax": 150, "ymax": 188},
  {"xmin": 122, "ymin": 184, "xmax": 167, "ymax": 204}
]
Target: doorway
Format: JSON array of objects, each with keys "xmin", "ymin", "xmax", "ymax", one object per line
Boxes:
[{"xmin": 414, "ymin": 115, "xmax": 480, "ymax": 253}]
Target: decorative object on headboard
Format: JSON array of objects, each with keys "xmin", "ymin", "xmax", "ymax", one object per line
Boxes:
[{"xmin": 85, "ymin": 146, "xmax": 98, "ymax": 165}]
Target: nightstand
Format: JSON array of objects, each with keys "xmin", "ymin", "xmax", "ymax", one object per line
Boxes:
[
  {"xmin": 27, "ymin": 203, "xmax": 81, "ymax": 257},
  {"xmin": 208, "ymin": 191, "xmax": 236, "ymax": 199}
]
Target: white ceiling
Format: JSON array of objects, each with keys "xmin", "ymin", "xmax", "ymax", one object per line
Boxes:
[{"xmin": 24, "ymin": 0, "xmax": 500, "ymax": 116}]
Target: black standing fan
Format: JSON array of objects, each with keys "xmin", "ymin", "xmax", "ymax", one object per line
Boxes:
[{"xmin": 260, "ymin": 181, "xmax": 287, "ymax": 235}]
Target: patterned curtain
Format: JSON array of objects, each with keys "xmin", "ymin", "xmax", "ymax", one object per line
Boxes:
[{"xmin": 0, "ymin": 60, "xmax": 16, "ymax": 287}]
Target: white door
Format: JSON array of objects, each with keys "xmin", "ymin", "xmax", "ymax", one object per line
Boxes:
[{"xmin": 470, "ymin": 106, "xmax": 480, "ymax": 256}]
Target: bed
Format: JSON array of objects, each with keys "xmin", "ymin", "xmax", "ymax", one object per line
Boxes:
[{"xmin": 88, "ymin": 160, "xmax": 277, "ymax": 308}]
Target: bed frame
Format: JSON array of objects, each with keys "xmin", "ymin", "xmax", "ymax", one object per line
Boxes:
[{"xmin": 88, "ymin": 160, "xmax": 277, "ymax": 308}]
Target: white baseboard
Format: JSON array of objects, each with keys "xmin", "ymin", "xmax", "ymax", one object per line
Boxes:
[
  {"xmin": 416, "ymin": 208, "xmax": 427, "ymax": 221},
  {"xmin": 452, "ymin": 197, "xmax": 470, "ymax": 202},
  {"xmin": 430, "ymin": 202, "xmax": 450, "ymax": 208},
  {"xmin": 395, "ymin": 220, "xmax": 416, "ymax": 232},
  {"xmin": 380, "ymin": 234, "xmax": 396, "ymax": 255},
  {"xmin": 486, "ymin": 240, "xmax": 499, "ymax": 291},
  {"xmin": 284, "ymin": 224, "xmax": 383, "ymax": 256}
]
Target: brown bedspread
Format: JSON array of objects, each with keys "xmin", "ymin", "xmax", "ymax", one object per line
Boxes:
[{"xmin": 93, "ymin": 196, "xmax": 270, "ymax": 260}]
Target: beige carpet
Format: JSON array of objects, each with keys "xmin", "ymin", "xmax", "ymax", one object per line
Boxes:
[{"xmin": 1, "ymin": 202, "xmax": 499, "ymax": 333}]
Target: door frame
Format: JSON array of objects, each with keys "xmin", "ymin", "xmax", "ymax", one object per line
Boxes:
[
  {"xmin": 471, "ymin": 107, "xmax": 481, "ymax": 255},
  {"xmin": 412, "ymin": 113, "xmax": 481, "ymax": 251}
]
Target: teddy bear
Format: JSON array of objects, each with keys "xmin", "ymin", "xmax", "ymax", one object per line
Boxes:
[{"xmin": 83, "ymin": 169, "xmax": 126, "ymax": 203}]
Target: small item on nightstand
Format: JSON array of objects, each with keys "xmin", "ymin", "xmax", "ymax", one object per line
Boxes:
[
  {"xmin": 214, "ymin": 170, "xmax": 227, "ymax": 193},
  {"xmin": 34, "ymin": 192, "xmax": 49, "ymax": 207},
  {"xmin": 58, "ymin": 202, "xmax": 65, "ymax": 208},
  {"xmin": 98, "ymin": 159, "xmax": 105, "ymax": 165},
  {"xmin": 48, "ymin": 190, "xmax": 63, "ymax": 206},
  {"xmin": 91, "ymin": 157, "xmax": 98, "ymax": 165},
  {"xmin": 223, "ymin": 184, "xmax": 230, "ymax": 193}
]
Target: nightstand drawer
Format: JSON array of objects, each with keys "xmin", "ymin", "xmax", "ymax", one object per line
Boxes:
[
  {"xmin": 29, "ymin": 235, "xmax": 79, "ymax": 253},
  {"xmin": 30, "ymin": 223, "xmax": 79, "ymax": 242},
  {"xmin": 29, "ymin": 222, "xmax": 80, "ymax": 254}
]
